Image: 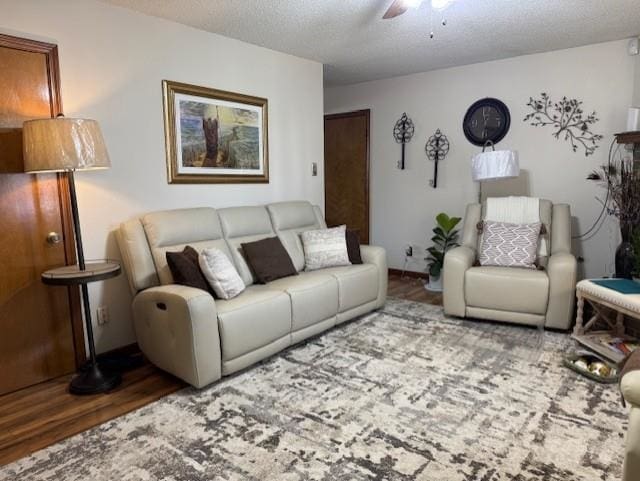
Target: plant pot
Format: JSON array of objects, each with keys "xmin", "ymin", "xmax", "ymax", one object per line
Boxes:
[
  {"xmin": 425, "ymin": 273, "xmax": 443, "ymax": 292},
  {"xmin": 616, "ymin": 224, "xmax": 635, "ymax": 279}
]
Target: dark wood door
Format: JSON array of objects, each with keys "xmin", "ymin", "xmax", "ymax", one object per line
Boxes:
[
  {"xmin": 324, "ymin": 110, "xmax": 370, "ymax": 244},
  {"xmin": 0, "ymin": 34, "xmax": 83, "ymax": 396}
]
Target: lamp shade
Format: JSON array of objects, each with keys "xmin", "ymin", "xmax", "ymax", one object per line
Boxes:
[
  {"xmin": 23, "ymin": 118, "xmax": 110, "ymax": 173},
  {"xmin": 471, "ymin": 149, "xmax": 519, "ymax": 182}
]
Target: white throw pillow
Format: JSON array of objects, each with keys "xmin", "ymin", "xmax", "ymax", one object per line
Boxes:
[
  {"xmin": 198, "ymin": 248, "xmax": 245, "ymax": 300},
  {"xmin": 301, "ymin": 225, "xmax": 351, "ymax": 271}
]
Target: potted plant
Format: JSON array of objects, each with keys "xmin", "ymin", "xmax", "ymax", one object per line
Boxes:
[
  {"xmin": 588, "ymin": 159, "xmax": 640, "ymax": 278},
  {"xmin": 425, "ymin": 212, "xmax": 461, "ymax": 292}
]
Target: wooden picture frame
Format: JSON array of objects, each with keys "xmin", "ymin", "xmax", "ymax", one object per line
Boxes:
[{"xmin": 162, "ymin": 80, "xmax": 269, "ymax": 184}]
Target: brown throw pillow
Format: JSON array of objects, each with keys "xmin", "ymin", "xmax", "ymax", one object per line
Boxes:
[
  {"xmin": 346, "ymin": 229, "xmax": 363, "ymax": 265},
  {"xmin": 166, "ymin": 246, "xmax": 213, "ymax": 294},
  {"xmin": 241, "ymin": 236, "xmax": 297, "ymax": 284}
]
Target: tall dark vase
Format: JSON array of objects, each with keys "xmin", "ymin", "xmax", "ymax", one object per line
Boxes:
[{"xmin": 615, "ymin": 223, "xmax": 635, "ymax": 279}]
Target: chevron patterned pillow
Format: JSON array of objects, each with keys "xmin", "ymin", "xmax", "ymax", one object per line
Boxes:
[{"xmin": 479, "ymin": 221, "xmax": 541, "ymax": 269}]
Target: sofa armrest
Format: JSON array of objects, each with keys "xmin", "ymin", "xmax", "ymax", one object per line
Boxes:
[
  {"xmin": 443, "ymin": 246, "xmax": 475, "ymax": 317},
  {"xmin": 132, "ymin": 284, "xmax": 221, "ymax": 388},
  {"xmin": 623, "ymin": 370, "xmax": 640, "ymax": 408},
  {"xmin": 544, "ymin": 252, "xmax": 577, "ymax": 330},
  {"xmin": 624, "ymin": 404, "xmax": 640, "ymax": 481},
  {"xmin": 361, "ymin": 245, "xmax": 387, "ymax": 308},
  {"xmin": 622, "ymin": 370, "xmax": 640, "ymax": 480}
]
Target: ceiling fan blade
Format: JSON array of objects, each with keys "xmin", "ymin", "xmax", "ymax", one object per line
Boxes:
[{"xmin": 383, "ymin": 0, "xmax": 410, "ymax": 19}]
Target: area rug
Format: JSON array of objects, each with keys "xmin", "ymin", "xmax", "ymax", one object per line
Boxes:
[{"xmin": 1, "ymin": 299, "xmax": 627, "ymax": 481}]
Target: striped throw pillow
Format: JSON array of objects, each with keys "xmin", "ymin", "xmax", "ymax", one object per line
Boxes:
[
  {"xmin": 199, "ymin": 248, "xmax": 245, "ymax": 299},
  {"xmin": 479, "ymin": 221, "xmax": 541, "ymax": 269},
  {"xmin": 301, "ymin": 225, "xmax": 351, "ymax": 271}
]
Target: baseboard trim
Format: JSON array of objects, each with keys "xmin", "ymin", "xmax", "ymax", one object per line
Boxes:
[
  {"xmin": 98, "ymin": 342, "xmax": 140, "ymax": 358},
  {"xmin": 388, "ymin": 268, "xmax": 428, "ymax": 280}
]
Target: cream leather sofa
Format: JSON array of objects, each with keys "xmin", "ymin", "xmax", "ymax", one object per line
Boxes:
[
  {"xmin": 443, "ymin": 200, "xmax": 577, "ymax": 329},
  {"xmin": 622, "ymin": 369, "xmax": 640, "ymax": 481},
  {"xmin": 116, "ymin": 201, "xmax": 387, "ymax": 388}
]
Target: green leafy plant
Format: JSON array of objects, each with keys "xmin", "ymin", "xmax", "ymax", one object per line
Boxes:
[{"xmin": 426, "ymin": 212, "xmax": 461, "ymax": 278}]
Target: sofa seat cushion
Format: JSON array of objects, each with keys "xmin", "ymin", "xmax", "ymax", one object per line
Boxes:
[
  {"xmin": 216, "ymin": 286, "xmax": 291, "ymax": 361},
  {"xmin": 267, "ymin": 272, "xmax": 339, "ymax": 332},
  {"xmin": 321, "ymin": 264, "xmax": 379, "ymax": 312},
  {"xmin": 465, "ymin": 266, "xmax": 549, "ymax": 315}
]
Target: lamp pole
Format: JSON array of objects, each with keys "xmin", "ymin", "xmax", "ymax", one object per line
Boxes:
[
  {"xmin": 66, "ymin": 170, "xmax": 121, "ymax": 394},
  {"xmin": 23, "ymin": 117, "xmax": 123, "ymax": 394}
]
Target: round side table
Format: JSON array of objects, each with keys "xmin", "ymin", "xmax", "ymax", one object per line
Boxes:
[{"xmin": 42, "ymin": 260, "xmax": 123, "ymax": 395}]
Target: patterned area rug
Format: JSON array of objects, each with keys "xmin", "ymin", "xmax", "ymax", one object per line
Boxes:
[{"xmin": 2, "ymin": 299, "xmax": 627, "ymax": 480}]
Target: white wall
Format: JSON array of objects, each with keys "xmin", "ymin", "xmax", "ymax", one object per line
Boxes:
[
  {"xmin": 2, "ymin": 0, "xmax": 324, "ymax": 353},
  {"xmin": 634, "ymin": 51, "xmax": 640, "ymax": 106},
  {"xmin": 325, "ymin": 40, "xmax": 635, "ymax": 279}
]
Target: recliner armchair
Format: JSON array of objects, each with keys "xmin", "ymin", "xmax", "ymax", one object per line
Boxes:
[
  {"xmin": 443, "ymin": 200, "xmax": 577, "ymax": 330},
  {"xmin": 621, "ymin": 359, "xmax": 640, "ymax": 481}
]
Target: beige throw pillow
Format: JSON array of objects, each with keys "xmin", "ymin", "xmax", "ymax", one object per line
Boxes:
[
  {"xmin": 479, "ymin": 221, "xmax": 541, "ymax": 269},
  {"xmin": 199, "ymin": 248, "xmax": 245, "ymax": 299},
  {"xmin": 301, "ymin": 225, "xmax": 351, "ymax": 271}
]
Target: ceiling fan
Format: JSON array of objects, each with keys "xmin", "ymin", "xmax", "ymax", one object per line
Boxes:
[{"xmin": 383, "ymin": 0, "xmax": 455, "ymax": 19}]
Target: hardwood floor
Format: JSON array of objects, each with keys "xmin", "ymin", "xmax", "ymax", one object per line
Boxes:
[
  {"xmin": 0, "ymin": 362, "xmax": 184, "ymax": 466},
  {"xmin": 0, "ymin": 273, "xmax": 440, "ymax": 467},
  {"xmin": 388, "ymin": 272, "xmax": 442, "ymax": 305}
]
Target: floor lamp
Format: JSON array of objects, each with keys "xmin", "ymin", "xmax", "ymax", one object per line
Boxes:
[
  {"xmin": 22, "ymin": 116, "xmax": 122, "ymax": 394},
  {"xmin": 471, "ymin": 142, "xmax": 519, "ymax": 202}
]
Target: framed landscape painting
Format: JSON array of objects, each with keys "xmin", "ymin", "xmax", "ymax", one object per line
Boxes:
[{"xmin": 162, "ymin": 80, "xmax": 268, "ymax": 183}]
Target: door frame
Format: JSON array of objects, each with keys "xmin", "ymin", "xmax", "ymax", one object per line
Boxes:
[
  {"xmin": 0, "ymin": 33, "xmax": 86, "ymax": 367},
  {"xmin": 323, "ymin": 109, "xmax": 371, "ymax": 243}
]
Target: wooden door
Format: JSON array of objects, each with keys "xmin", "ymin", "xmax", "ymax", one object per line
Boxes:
[
  {"xmin": 0, "ymin": 34, "xmax": 84, "ymax": 395},
  {"xmin": 324, "ymin": 110, "xmax": 370, "ymax": 244}
]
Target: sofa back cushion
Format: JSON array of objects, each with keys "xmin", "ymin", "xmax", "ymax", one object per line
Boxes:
[
  {"xmin": 267, "ymin": 201, "xmax": 326, "ymax": 271},
  {"xmin": 117, "ymin": 201, "xmax": 328, "ymax": 294},
  {"xmin": 218, "ymin": 206, "xmax": 275, "ymax": 286},
  {"xmin": 142, "ymin": 207, "xmax": 231, "ymax": 285},
  {"xmin": 117, "ymin": 218, "xmax": 160, "ymax": 293}
]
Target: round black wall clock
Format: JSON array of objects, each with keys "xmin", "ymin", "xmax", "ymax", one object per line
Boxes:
[{"xmin": 462, "ymin": 98, "xmax": 511, "ymax": 146}]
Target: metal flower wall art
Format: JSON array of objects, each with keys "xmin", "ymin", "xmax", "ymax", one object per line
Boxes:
[{"xmin": 524, "ymin": 93, "xmax": 603, "ymax": 156}]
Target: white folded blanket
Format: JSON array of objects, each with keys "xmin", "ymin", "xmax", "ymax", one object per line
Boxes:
[{"xmin": 485, "ymin": 196, "xmax": 548, "ymax": 256}]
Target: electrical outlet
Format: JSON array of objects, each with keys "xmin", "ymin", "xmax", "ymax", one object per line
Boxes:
[
  {"xmin": 97, "ymin": 306, "xmax": 109, "ymax": 325},
  {"xmin": 405, "ymin": 245, "xmax": 413, "ymax": 257}
]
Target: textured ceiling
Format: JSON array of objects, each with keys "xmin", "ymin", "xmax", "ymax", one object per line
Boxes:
[{"xmin": 100, "ymin": 0, "xmax": 640, "ymax": 86}]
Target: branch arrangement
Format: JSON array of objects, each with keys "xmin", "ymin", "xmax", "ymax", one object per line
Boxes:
[
  {"xmin": 587, "ymin": 160, "xmax": 640, "ymax": 230},
  {"xmin": 524, "ymin": 93, "xmax": 603, "ymax": 156}
]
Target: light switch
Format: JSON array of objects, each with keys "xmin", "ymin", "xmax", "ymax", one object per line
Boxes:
[{"xmin": 312, "ymin": 162, "xmax": 318, "ymax": 176}]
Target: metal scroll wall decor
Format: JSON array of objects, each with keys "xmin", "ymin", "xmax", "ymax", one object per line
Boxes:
[
  {"xmin": 524, "ymin": 93, "xmax": 603, "ymax": 156},
  {"xmin": 393, "ymin": 112, "xmax": 415, "ymax": 169},
  {"xmin": 425, "ymin": 129, "xmax": 449, "ymax": 188}
]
